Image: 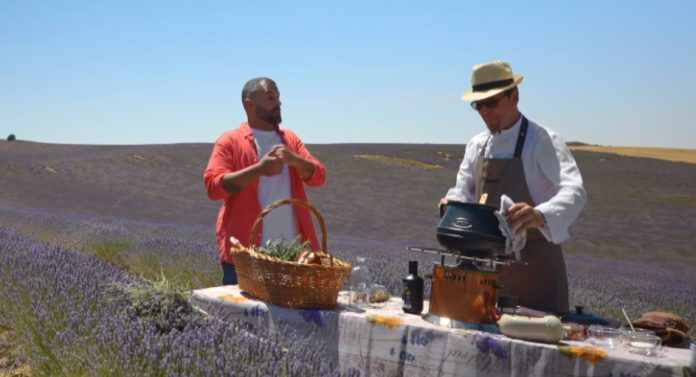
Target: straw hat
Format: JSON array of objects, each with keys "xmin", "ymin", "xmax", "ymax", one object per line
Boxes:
[{"xmin": 461, "ymin": 61, "xmax": 524, "ymax": 102}]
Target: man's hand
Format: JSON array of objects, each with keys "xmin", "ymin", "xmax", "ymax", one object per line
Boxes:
[
  {"xmin": 438, "ymin": 198, "xmax": 448, "ymax": 217},
  {"xmin": 506, "ymin": 202, "xmax": 546, "ymax": 235},
  {"xmin": 220, "ymin": 147, "xmax": 287, "ymax": 193},
  {"xmin": 270, "ymin": 144, "xmax": 315, "ymax": 180},
  {"xmin": 270, "ymin": 144, "xmax": 300, "ymax": 166},
  {"xmin": 257, "ymin": 148, "xmax": 284, "ymax": 176}
]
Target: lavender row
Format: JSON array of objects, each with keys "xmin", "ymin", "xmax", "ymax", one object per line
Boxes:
[
  {"xmin": 2, "ymin": 203, "xmax": 693, "ymax": 334},
  {"xmin": 0, "ymin": 225, "xmax": 351, "ymax": 376}
]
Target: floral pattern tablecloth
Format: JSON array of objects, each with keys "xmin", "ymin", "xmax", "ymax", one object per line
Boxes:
[{"xmin": 191, "ymin": 286, "xmax": 695, "ymax": 377}]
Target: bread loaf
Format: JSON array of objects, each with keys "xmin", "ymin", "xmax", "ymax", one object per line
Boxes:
[
  {"xmin": 631, "ymin": 311, "xmax": 690, "ymax": 347},
  {"xmin": 498, "ymin": 314, "xmax": 564, "ymax": 343},
  {"xmin": 636, "ymin": 311, "xmax": 690, "ymax": 333}
]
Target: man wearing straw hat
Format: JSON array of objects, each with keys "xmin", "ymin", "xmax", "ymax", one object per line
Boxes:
[
  {"xmin": 204, "ymin": 77, "xmax": 326, "ymax": 285},
  {"xmin": 440, "ymin": 61, "xmax": 587, "ymax": 314}
]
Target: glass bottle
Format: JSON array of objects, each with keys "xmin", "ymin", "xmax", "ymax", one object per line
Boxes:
[
  {"xmin": 402, "ymin": 260, "xmax": 424, "ymax": 314},
  {"xmin": 349, "ymin": 256, "xmax": 369, "ymax": 307}
]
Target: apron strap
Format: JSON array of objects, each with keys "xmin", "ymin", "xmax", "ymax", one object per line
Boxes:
[
  {"xmin": 513, "ymin": 116, "xmax": 529, "ymax": 158},
  {"xmin": 480, "ymin": 136, "xmax": 490, "ymax": 157},
  {"xmin": 479, "ymin": 116, "xmax": 529, "ymax": 158}
]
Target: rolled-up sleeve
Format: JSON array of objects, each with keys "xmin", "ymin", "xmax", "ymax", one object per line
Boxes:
[
  {"xmin": 204, "ymin": 137, "xmax": 235, "ymax": 200},
  {"xmin": 288, "ymin": 132, "xmax": 326, "ymax": 187},
  {"xmin": 445, "ymin": 138, "xmax": 479, "ymax": 203},
  {"xmin": 534, "ymin": 132, "xmax": 587, "ymax": 244},
  {"xmin": 304, "ymin": 157, "xmax": 326, "ymax": 187}
]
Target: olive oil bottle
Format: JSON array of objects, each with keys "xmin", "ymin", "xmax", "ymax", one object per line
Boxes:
[{"xmin": 402, "ymin": 260, "xmax": 424, "ymax": 314}]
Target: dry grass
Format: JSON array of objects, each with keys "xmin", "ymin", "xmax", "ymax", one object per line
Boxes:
[
  {"xmin": 570, "ymin": 146, "xmax": 696, "ymax": 164},
  {"xmin": 0, "ymin": 327, "xmax": 30, "ymax": 377},
  {"xmin": 353, "ymin": 153, "xmax": 442, "ymax": 169}
]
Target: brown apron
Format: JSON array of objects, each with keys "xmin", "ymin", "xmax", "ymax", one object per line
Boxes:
[{"xmin": 475, "ymin": 117, "xmax": 569, "ymax": 314}]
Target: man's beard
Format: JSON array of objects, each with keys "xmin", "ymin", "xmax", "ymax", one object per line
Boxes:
[{"xmin": 257, "ymin": 107, "xmax": 282, "ymax": 126}]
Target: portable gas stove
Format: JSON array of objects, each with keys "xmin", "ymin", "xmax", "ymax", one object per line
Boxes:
[
  {"xmin": 405, "ymin": 200, "xmax": 529, "ymax": 331},
  {"xmin": 407, "ymin": 246, "xmax": 516, "ymax": 332}
]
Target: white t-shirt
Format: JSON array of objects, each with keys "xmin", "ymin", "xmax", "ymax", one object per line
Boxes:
[{"xmin": 252, "ymin": 129, "xmax": 299, "ymax": 245}]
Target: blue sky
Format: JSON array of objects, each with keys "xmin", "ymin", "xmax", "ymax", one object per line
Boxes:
[{"xmin": 2, "ymin": 1, "xmax": 695, "ymax": 148}]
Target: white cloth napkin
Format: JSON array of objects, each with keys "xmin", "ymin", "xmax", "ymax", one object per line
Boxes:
[{"xmin": 494, "ymin": 194, "xmax": 526, "ymax": 261}]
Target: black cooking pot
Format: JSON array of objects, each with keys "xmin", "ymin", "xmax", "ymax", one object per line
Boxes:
[{"xmin": 437, "ymin": 201, "xmax": 505, "ymax": 258}]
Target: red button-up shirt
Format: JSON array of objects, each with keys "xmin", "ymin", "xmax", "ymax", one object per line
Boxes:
[{"xmin": 204, "ymin": 122, "xmax": 327, "ymax": 264}]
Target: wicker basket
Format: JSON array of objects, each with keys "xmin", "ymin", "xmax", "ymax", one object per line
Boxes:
[{"xmin": 231, "ymin": 198, "xmax": 352, "ymax": 310}]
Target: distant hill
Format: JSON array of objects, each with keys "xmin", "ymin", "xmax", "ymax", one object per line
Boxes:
[
  {"xmin": 1, "ymin": 140, "xmax": 695, "ymax": 264},
  {"xmin": 569, "ymin": 145, "xmax": 696, "ymax": 164}
]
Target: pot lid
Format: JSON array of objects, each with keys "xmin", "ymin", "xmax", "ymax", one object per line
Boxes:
[{"xmin": 560, "ymin": 305, "xmax": 609, "ymax": 325}]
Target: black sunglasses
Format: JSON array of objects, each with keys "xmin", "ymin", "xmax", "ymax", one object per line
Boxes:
[{"xmin": 470, "ymin": 92, "xmax": 509, "ymax": 111}]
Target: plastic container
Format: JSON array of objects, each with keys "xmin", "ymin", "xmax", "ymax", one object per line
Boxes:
[{"xmin": 348, "ymin": 257, "xmax": 369, "ymax": 308}]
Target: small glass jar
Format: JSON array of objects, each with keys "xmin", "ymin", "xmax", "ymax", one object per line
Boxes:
[
  {"xmin": 563, "ymin": 323, "xmax": 586, "ymax": 341},
  {"xmin": 368, "ymin": 284, "xmax": 390, "ymax": 303}
]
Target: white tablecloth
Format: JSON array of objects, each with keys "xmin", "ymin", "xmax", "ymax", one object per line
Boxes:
[{"xmin": 191, "ymin": 286, "xmax": 694, "ymax": 377}]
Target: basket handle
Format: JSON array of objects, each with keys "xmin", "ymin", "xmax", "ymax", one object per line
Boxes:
[{"xmin": 249, "ymin": 198, "xmax": 329, "ymax": 255}]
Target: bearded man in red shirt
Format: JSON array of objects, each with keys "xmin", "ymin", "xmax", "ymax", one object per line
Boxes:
[{"xmin": 204, "ymin": 77, "xmax": 327, "ymax": 285}]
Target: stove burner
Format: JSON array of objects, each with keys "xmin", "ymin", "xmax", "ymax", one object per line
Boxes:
[
  {"xmin": 405, "ymin": 246, "xmax": 522, "ymax": 330},
  {"xmin": 406, "ymin": 246, "xmax": 515, "ymax": 271}
]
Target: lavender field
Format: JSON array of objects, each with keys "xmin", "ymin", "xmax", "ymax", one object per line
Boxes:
[{"xmin": 1, "ymin": 140, "xmax": 694, "ymax": 376}]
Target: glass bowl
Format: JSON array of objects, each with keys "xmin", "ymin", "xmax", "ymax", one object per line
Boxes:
[
  {"xmin": 588, "ymin": 326, "xmax": 623, "ymax": 349},
  {"xmin": 624, "ymin": 332, "xmax": 661, "ymax": 356},
  {"xmin": 620, "ymin": 328, "xmax": 655, "ymax": 345}
]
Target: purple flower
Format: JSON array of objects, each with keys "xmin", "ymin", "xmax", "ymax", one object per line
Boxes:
[
  {"xmin": 299, "ymin": 309, "xmax": 325, "ymax": 327},
  {"xmin": 475, "ymin": 335, "xmax": 508, "ymax": 359}
]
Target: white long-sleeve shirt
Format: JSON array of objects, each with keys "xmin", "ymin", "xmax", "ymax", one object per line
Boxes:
[{"xmin": 445, "ymin": 116, "xmax": 587, "ymax": 244}]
